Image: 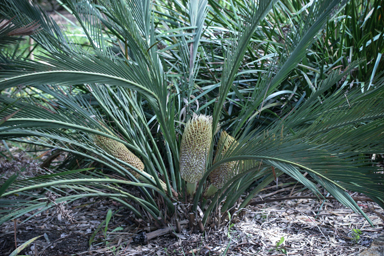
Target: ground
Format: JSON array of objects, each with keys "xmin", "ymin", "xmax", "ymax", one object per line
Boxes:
[
  {"xmin": 1, "ymin": 192, "xmax": 383, "ymax": 255},
  {"xmin": 1, "ymin": 150, "xmax": 383, "ymax": 255}
]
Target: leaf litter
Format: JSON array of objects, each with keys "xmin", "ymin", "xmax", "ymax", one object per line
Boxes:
[{"xmin": 1, "ymin": 149, "xmax": 383, "ymax": 255}]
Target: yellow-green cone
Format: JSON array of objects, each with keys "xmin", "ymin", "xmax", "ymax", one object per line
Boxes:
[
  {"xmin": 94, "ymin": 134, "xmax": 144, "ymax": 178},
  {"xmin": 209, "ymin": 131, "xmax": 239, "ymax": 189},
  {"xmin": 94, "ymin": 129, "xmax": 170, "ymax": 193},
  {"xmin": 179, "ymin": 114, "xmax": 213, "ymax": 184}
]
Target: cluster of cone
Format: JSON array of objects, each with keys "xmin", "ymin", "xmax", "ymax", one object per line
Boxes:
[{"xmin": 93, "ymin": 114, "xmax": 241, "ymax": 196}]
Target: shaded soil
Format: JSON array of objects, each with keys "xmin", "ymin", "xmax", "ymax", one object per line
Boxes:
[{"xmin": 1, "ymin": 230, "xmax": 89, "ymax": 256}]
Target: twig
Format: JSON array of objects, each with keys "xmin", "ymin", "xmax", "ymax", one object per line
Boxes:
[
  {"xmin": 260, "ymin": 187, "xmax": 294, "ymax": 198},
  {"xmin": 40, "ymin": 150, "xmax": 62, "ymax": 168},
  {"xmin": 146, "ymin": 226, "xmax": 175, "ymax": 240},
  {"xmin": 189, "ymin": 213, "xmax": 195, "ymax": 230},
  {"xmin": 135, "ymin": 220, "xmax": 189, "ymax": 244}
]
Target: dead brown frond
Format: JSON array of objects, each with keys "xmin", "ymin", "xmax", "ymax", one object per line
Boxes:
[{"xmin": 0, "ymin": 17, "xmax": 41, "ymax": 36}]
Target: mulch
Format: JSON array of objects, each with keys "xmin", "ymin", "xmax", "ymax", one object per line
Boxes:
[{"xmin": 1, "ymin": 150, "xmax": 383, "ymax": 255}]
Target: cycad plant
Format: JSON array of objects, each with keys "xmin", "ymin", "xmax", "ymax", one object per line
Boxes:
[{"xmin": 1, "ymin": 0, "xmax": 384, "ymax": 228}]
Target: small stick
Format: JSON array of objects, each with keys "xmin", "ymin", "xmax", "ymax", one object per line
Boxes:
[
  {"xmin": 145, "ymin": 220, "xmax": 189, "ymax": 241},
  {"xmin": 189, "ymin": 213, "xmax": 195, "ymax": 230},
  {"xmin": 146, "ymin": 227, "xmax": 174, "ymax": 240},
  {"xmin": 176, "ymin": 219, "xmax": 181, "ymax": 233},
  {"xmin": 198, "ymin": 220, "xmax": 204, "ymax": 232}
]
